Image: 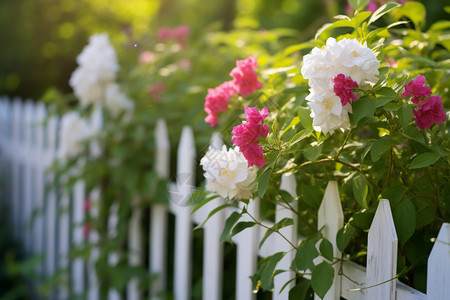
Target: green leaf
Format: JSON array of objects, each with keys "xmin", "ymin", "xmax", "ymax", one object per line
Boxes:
[
  {"xmin": 336, "ymin": 223, "xmax": 357, "ymax": 252},
  {"xmin": 295, "ymin": 240, "xmax": 319, "ymax": 271},
  {"xmin": 260, "ymin": 252, "xmax": 285, "ymax": 290},
  {"xmin": 349, "ymin": 0, "xmax": 370, "ymax": 11},
  {"xmin": 259, "ymin": 218, "xmax": 294, "ymax": 249},
  {"xmin": 319, "ymin": 239, "xmax": 334, "ymax": 261},
  {"xmin": 285, "ymin": 42, "xmax": 316, "ymax": 55},
  {"xmin": 220, "ymin": 211, "xmax": 242, "ymax": 243},
  {"xmin": 349, "ymin": 210, "xmax": 374, "ymax": 230},
  {"xmin": 393, "ymin": 198, "xmax": 416, "ymax": 245},
  {"xmin": 381, "ymin": 184, "xmax": 407, "ymax": 207},
  {"xmin": 289, "ymin": 129, "xmax": 313, "ymax": 146},
  {"xmin": 258, "ymin": 168, "xmax": 272, "ymax": 198},
  {"xmin": 289, "ymin": 280, "xmax": 311, "ymax": 300},
  {"xmin": 298, "ymin": 106, "xmax": 313, "ymax": 130},
  {"xmin": 352, "ymin": 173, "xmax": 369, "ymax": 209},
  {"xmin": 355, "ymin": 11, "xmax": 372, "ymax": 27},
  {"xmin": 280, "ymin": 116, "xmax": 300, "ymax": 138},
  {"xmin": 401, "ymin": 1, "xmax": 426, "ymax": 29},
  {"xmin": 368, "ymin": 2, "xmax": 401, "ymax": 24},
  {"xmin": 304, "ymin": 142, "xmax": 323, "ymax": 161},
  {"xmin": 231, "ymin": 221, "xmax": 256, "ymax": 237},
  {"xmin": 194, "ymin": 203, "xmax": 234, "ymax": 230},
  {"xmin": 155, "ymin": 178, "xmax": 170, "ymax": 204},
  {"xmin": 374, "ymin": 87, "xmax": 397, "ymax": 108},
  {"xmin": 399, "ymin": 103, "xmax": 413, "ymax": 130},
  {"xmin": 300, "ymin": 184, "xmax": 322, "ymax": 208},
  {"xmin": 370, "ymin": 136, "xmax": 391, "ymax": 162},
  {"xmin": 351, "ymin": 96, "xmax": 375, "ymax": 126},
  {"xmin": 384, "ymin": 102, "xmax": 401, "ymax": 111},
  {"xmin": 409, "ymin": 152, "xmax": 440, "ymax": 169},
  {"xmin": 311, "ymin": 261, "xmax": 335, "ymax": 299}
]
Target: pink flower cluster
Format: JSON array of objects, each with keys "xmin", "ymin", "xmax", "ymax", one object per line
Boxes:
[
  {"xmin": 403, "ymin": 76, "xmax": 446, "ymax": 130},
  {"xmin": 412, "ymin": 96, "xmax": 447, "ymax": 130},
  {"xmin": 204, "ymin": 55, "xmax": 263, "ymax": 127},
  {"xmin": 149, "ymin": 82, "xmax": 166, "ymax": 102},
  {"xmin": 333, "ymin": 74, "xmax": 359, "ymax": 106},
  {"xmin": 402, "ymin": 75, "xmax": 432, "ymax": 104},
  {"xmin": 204, "ymin": 81, "xmax": 237, "ymax": 127},
  {"xmin": 230, "ymin": 55, "xmax": 264, "ymax": 97},
  {"xmin": 232, "ymin": 106, "xmax": 269, "ymax": 168},
  {"xmin": 157, "ymin": 25, "xmax": 190, "ymax": 47}
]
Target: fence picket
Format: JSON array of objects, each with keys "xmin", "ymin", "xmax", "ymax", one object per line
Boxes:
[
  {"xmin": 427, "ymin": 223, "xmax": 450, "ymax": 300},
  {"xmin": 201, "ymin": 133, "xmax": 225, "ymax": 300},
  {"xmin": 172, "ymin": 126, "xmax": 196, "ymax": 300},
  {"xmin": 23, "ymin": 101, "xmax": 34, "ymax": 253},
  {"xmin": 366, "ymin": 199, "xmax": 397, "ymax": 300},
  {"xmin": 272, "ymin": 173, "xmax": 298, "ymax": 300},
  {"xmin": 11, "ymin": 99, "xmax": 22, "ymax": 239},
  {"xmin": 150, "ymin": 119, "xmax": 170, "ymax": 298},
  {"xmin": 108, "ymin": 204, "xmax": 121, "ymax": 300},
  {"xmin": 72, "ymin": 180, "xmax": 85, "ymax": 295},
  {"xmin": 315, "ymin": 181, "xmax": 344, "ymax": 300}
]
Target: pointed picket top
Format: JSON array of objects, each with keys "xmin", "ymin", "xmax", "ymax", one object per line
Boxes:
[
  {"xmin": 35, "ymin": 103, "xmax": 46, "ymax": 150},
  {"xmin": 366, "ymin": 199, "xmax": 398, "ymax": 300},
  {"xmin": 12, "ymin": 99, "xmax": 22, "ymax": 143},
  {"xmin": 427, "ymin": 223, "xmax": 450, "ymax": 300},
  {"xmin": 280, "ymin": 172, "xmax": 297, "ymax": 197},
  {"xmin": 174, "ymin": 126, "xmax": 196, "ymax": 206},
  {"xmin": 24, "ymin": 100, "xmax": 34, "ymax": 145},
  {"xmin": 316, "ymin": 181, "xmax": 344, "ymax": 300},
  {"xmin": 155, "ymin": 119, "xmax": 170, "ymax": 179},
  {"xmin": 210, "ymin": 132, "xmax": 223, "ymax": 150}
]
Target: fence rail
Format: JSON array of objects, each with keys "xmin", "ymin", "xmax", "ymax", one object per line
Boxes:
[{"xmin": 0, "ymin": 97, "xmax": 449, "ymax": 300}]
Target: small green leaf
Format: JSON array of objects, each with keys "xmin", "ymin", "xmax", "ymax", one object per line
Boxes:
[
  {"xmin": 280, "ymin": 116, "xmax": 300, "ymax": 138},
  {"xmin": 381, "ymin": 184, "xmax": 407, "ymax": 207},
  {"xmin": 260, "ymin": 252, "xmax": 285, "ymax": 290},
  {"xmin": 289, "ymin": 129, "xmax": 313, "ymax": 146},
  {"xmin": 374, "ymin": 87, "xmax": 397, "ymax": 108},
  {"xmin": 231, "ymin": 221, "xmax": 256, "ymax": 237},
  {"xmin": 258, "ymin": 168, "xmax": 272, "ymax": 198},
  {"xmin": 259, "ymin": 218, "xmax": 294, "ymax": 249},
  {"xmin": 295, "ymin": 240, "xmax": 319, "ymax": 271},
  {"xmin": 304, "ymin": 142, "xmax": 323, "ymax": 161},
  {"xmin": 353, "ymin": 173, "xmax": 368, "ymax": 209},
  {"xmin": 370, "ymin": 136, "xmax": 391, "ymax": 162},
  {"xmin": 399, "ymin": 103, "xmax": 413, "ymax": 130},
  {"xmin": 311, "ymin": 261, "xmax": 335, "ymax": 299},
  {"xmin": 349, "ymin": 211, "xmax": 374, "ymax": 230},
  {"xmin": 336, "ymin": 223, "xmax": 357, "ymax": 252},
  {"xmin": 352, "ymin": 96, "xmax": 375, "ymax": 126},
  {"xmin": 349, "ymin": 0, "xmax": 370, "ymax": 11},
  {"xmin": 368, "ymin": 2, "xmax": 401, "ymax": 24},
  {"xmin": 289, "ymin": 280, "xmax": 311, "ymax": 300},
  {"xmin": 194, "ymin": 203, "xmax": 233, "ymax": 229},
  {"xmin": 409, "ymin": 152, "xmax": 440, "ymax": 169},
  {"xmin": 319, "ymin": 239, "xmax": 334, "ymax": 261},
  {"xmin": 298, "ymin": 106, "xmax": 313, "ymax": 130},
  {"xmin": 220, "ymin": 211, "xmax": 242, "ymax": 243},
  {"xmin": 384, "ymin": 102, "xmax": 401, "ymax": 111},
  {"xmin": 393, "ymin": 198, "xmax": 416, "ymax": 245}
]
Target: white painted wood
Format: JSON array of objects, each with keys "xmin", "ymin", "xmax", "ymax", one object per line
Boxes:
[
  {"xmin": 150, "ymin": 119, "xmax": 170, "ymax": 298},
  {"xmin": 273, "ymin": 173, "xmax": 298, "ymax": 300},
  {"xmin": 202, "ymin": 133, "xmax": 225, "ymax": 300},
  {"xmin": 11, "ymin": 99, "xmax": 22, "ymax": 239},
  {"xmin": 236, "ymin": 199, "xmax": 259, "ymax": 300},
  {"xmin": 33, "ymin": 103, "xmax": 46, "ymax": 274},
  {"xmin": 315, "ymin": 181, "xmax": 344, "ymax": 300},
  {"xmin": 87, "ymin": 190, "xmax": 100, "ymax": 300},
  {"xmin": 72, "ymin": 180, "xmax": 85, "ymax": 295},
  {"xmin": 108, "ymin": 204, "xmax": 121, "ymax": 300},
  {"xmin": 173, "ymin": 126, "xmax": 196, "ymax": 300},
  {"xmin": 128, "ymin": 197, "xmax": 144, "ymax": 300},
  {"xmin": 58, "ymin": 192, "xmax": 70, "ymax": 299},
  {"xmin": 23, "ymin": 101, "xmax": 34, "ymax": 253},
  {"xmin": 427, "ymin": 223, "xmax": 450, "ymax": 300},
  {"xmin": 366, "ymin": 199, "xmax": 397, "ymax": 300}
]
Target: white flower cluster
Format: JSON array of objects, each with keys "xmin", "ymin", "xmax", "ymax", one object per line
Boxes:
[
  {"xmin": 69, "ymin": 34, "xmax": 134, "ymax": 114},
  {"xmin": 58, "ymin": 112, "xmax": 98, "ymax": 160},
  {"xmin": 200, "ymin": 146, "xmax": 257, "ymax": 200},
  {"xmin": 301, "ymin": 38, "xmax": 380, "ymax": 134}
]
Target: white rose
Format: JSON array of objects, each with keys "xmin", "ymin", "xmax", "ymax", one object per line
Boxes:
[
  {"xmin": 104, "ymin": 83, "xmax": 135, "ymax": 116},
  {"xmin": 58, "ymin": 112, "xmax": 96, "ymax": 160},
  {"xmin": 200, "ymin": 146, "xmax": 257, "ymax": 200}
]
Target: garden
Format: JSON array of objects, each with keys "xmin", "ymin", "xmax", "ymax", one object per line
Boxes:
[{"xmin": 0, "ymin": 0, "xmax": 449, "ymax": 299}]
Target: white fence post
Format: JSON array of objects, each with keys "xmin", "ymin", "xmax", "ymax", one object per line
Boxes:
[
  {"xmin": 315, "ymin": 181, "xmax": 344, "ymax": 300},
  {"xmin": 427, "ymin": 223, "xmax": 450, "ymax": 300},
  {"xmin": 172, "ymin": 126, "xmax": 196, "ymax": 300},
  {"xmin": 108, "ymin": 204, "xmax": 121, "ymax": 300},
  {"xmin": 23, "ymin": 100, "xmax": 34, "ymax": 253},
  {"xmin": 72, "ymin": 180, "xmax": 85, "ymax": 295},
  {"xmin": 273, "ymin": 173, "xmax": 298, "ymax": 300},
  {"xmin": 201, "ymin": 133, "xmax": 225, "ymax": 300},
  {"xmin": 366, "ymin": 199, "xmax": 397, "ymax": 300},
  {"xmin": 11, "ymin": 99, "xmax": 22, "ymax": 240},
  {"xmin": 150, "ymin": 119, "xmax": 170, "ymax": 298},
  {"xmin": 235, "ymin": 198, "xmax": 259, "ymax": 300},
  {"xmin": 127, "ymin": 196, "xmax": 144, "ymax": 300}
]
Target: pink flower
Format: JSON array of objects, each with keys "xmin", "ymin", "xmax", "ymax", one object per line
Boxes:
[
  {"xmin": 413, "ymin": 96, "xmax": 447, "ymax": 130},
  {"xmin": 178, "ymin": 58, "xmax": 191, "ymax": 70},
  {"xmin": 333, "ymin": 74, "xmax": 359, "ymax": 106},
  {"xmin": 83, "ymin": 199, "xmax": 91, "ymax": 211},
  {"xmin": 157, "ymin": 27, "xmax": 172, "ymax": 41},
  {"xmin": 367, "ymin": 0, "xmax": 378, "ymax": 12},
  {"xmin": 83, "ymin": 223, "xmax": 91, "ymax": 238},
  {"xmin": 172, "ymin": 25, "xmax": 190, "ymax": 46},
  {"xmin": 139, "ymin": 51, "xmax": 155, "ymax": 64},
  {"xmin": 149, "ymin": 82, "xmax": 166, "ymax": 102},
  {"xmin": 402, "ymin": 75, "xmax": 432, "ymax": 104},
  {"xmin": 230, "ymin": 55, "xmax": 264, "ymax": 97},
  {"xmin": 232, "ymin": 106, "xmax": 269, "ymax": 168},
  {"xmin": 204, "ymin": 81, "xmax": 238, "ymax": 127}
]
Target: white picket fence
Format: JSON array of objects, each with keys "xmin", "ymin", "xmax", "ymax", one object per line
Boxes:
[{"xmin": 0, "ymin": 96, "xmax": 449, "ymax": 300}]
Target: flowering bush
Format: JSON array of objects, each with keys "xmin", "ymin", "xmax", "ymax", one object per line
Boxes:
[{"xmin": 194, "ymin": 1, "xmax": 449, "ymax": 298}]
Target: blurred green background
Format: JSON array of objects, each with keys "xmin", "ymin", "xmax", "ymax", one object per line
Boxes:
[{"xmin": 0, "ymin": 0, "xmax": 446, "ymax": 100}]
